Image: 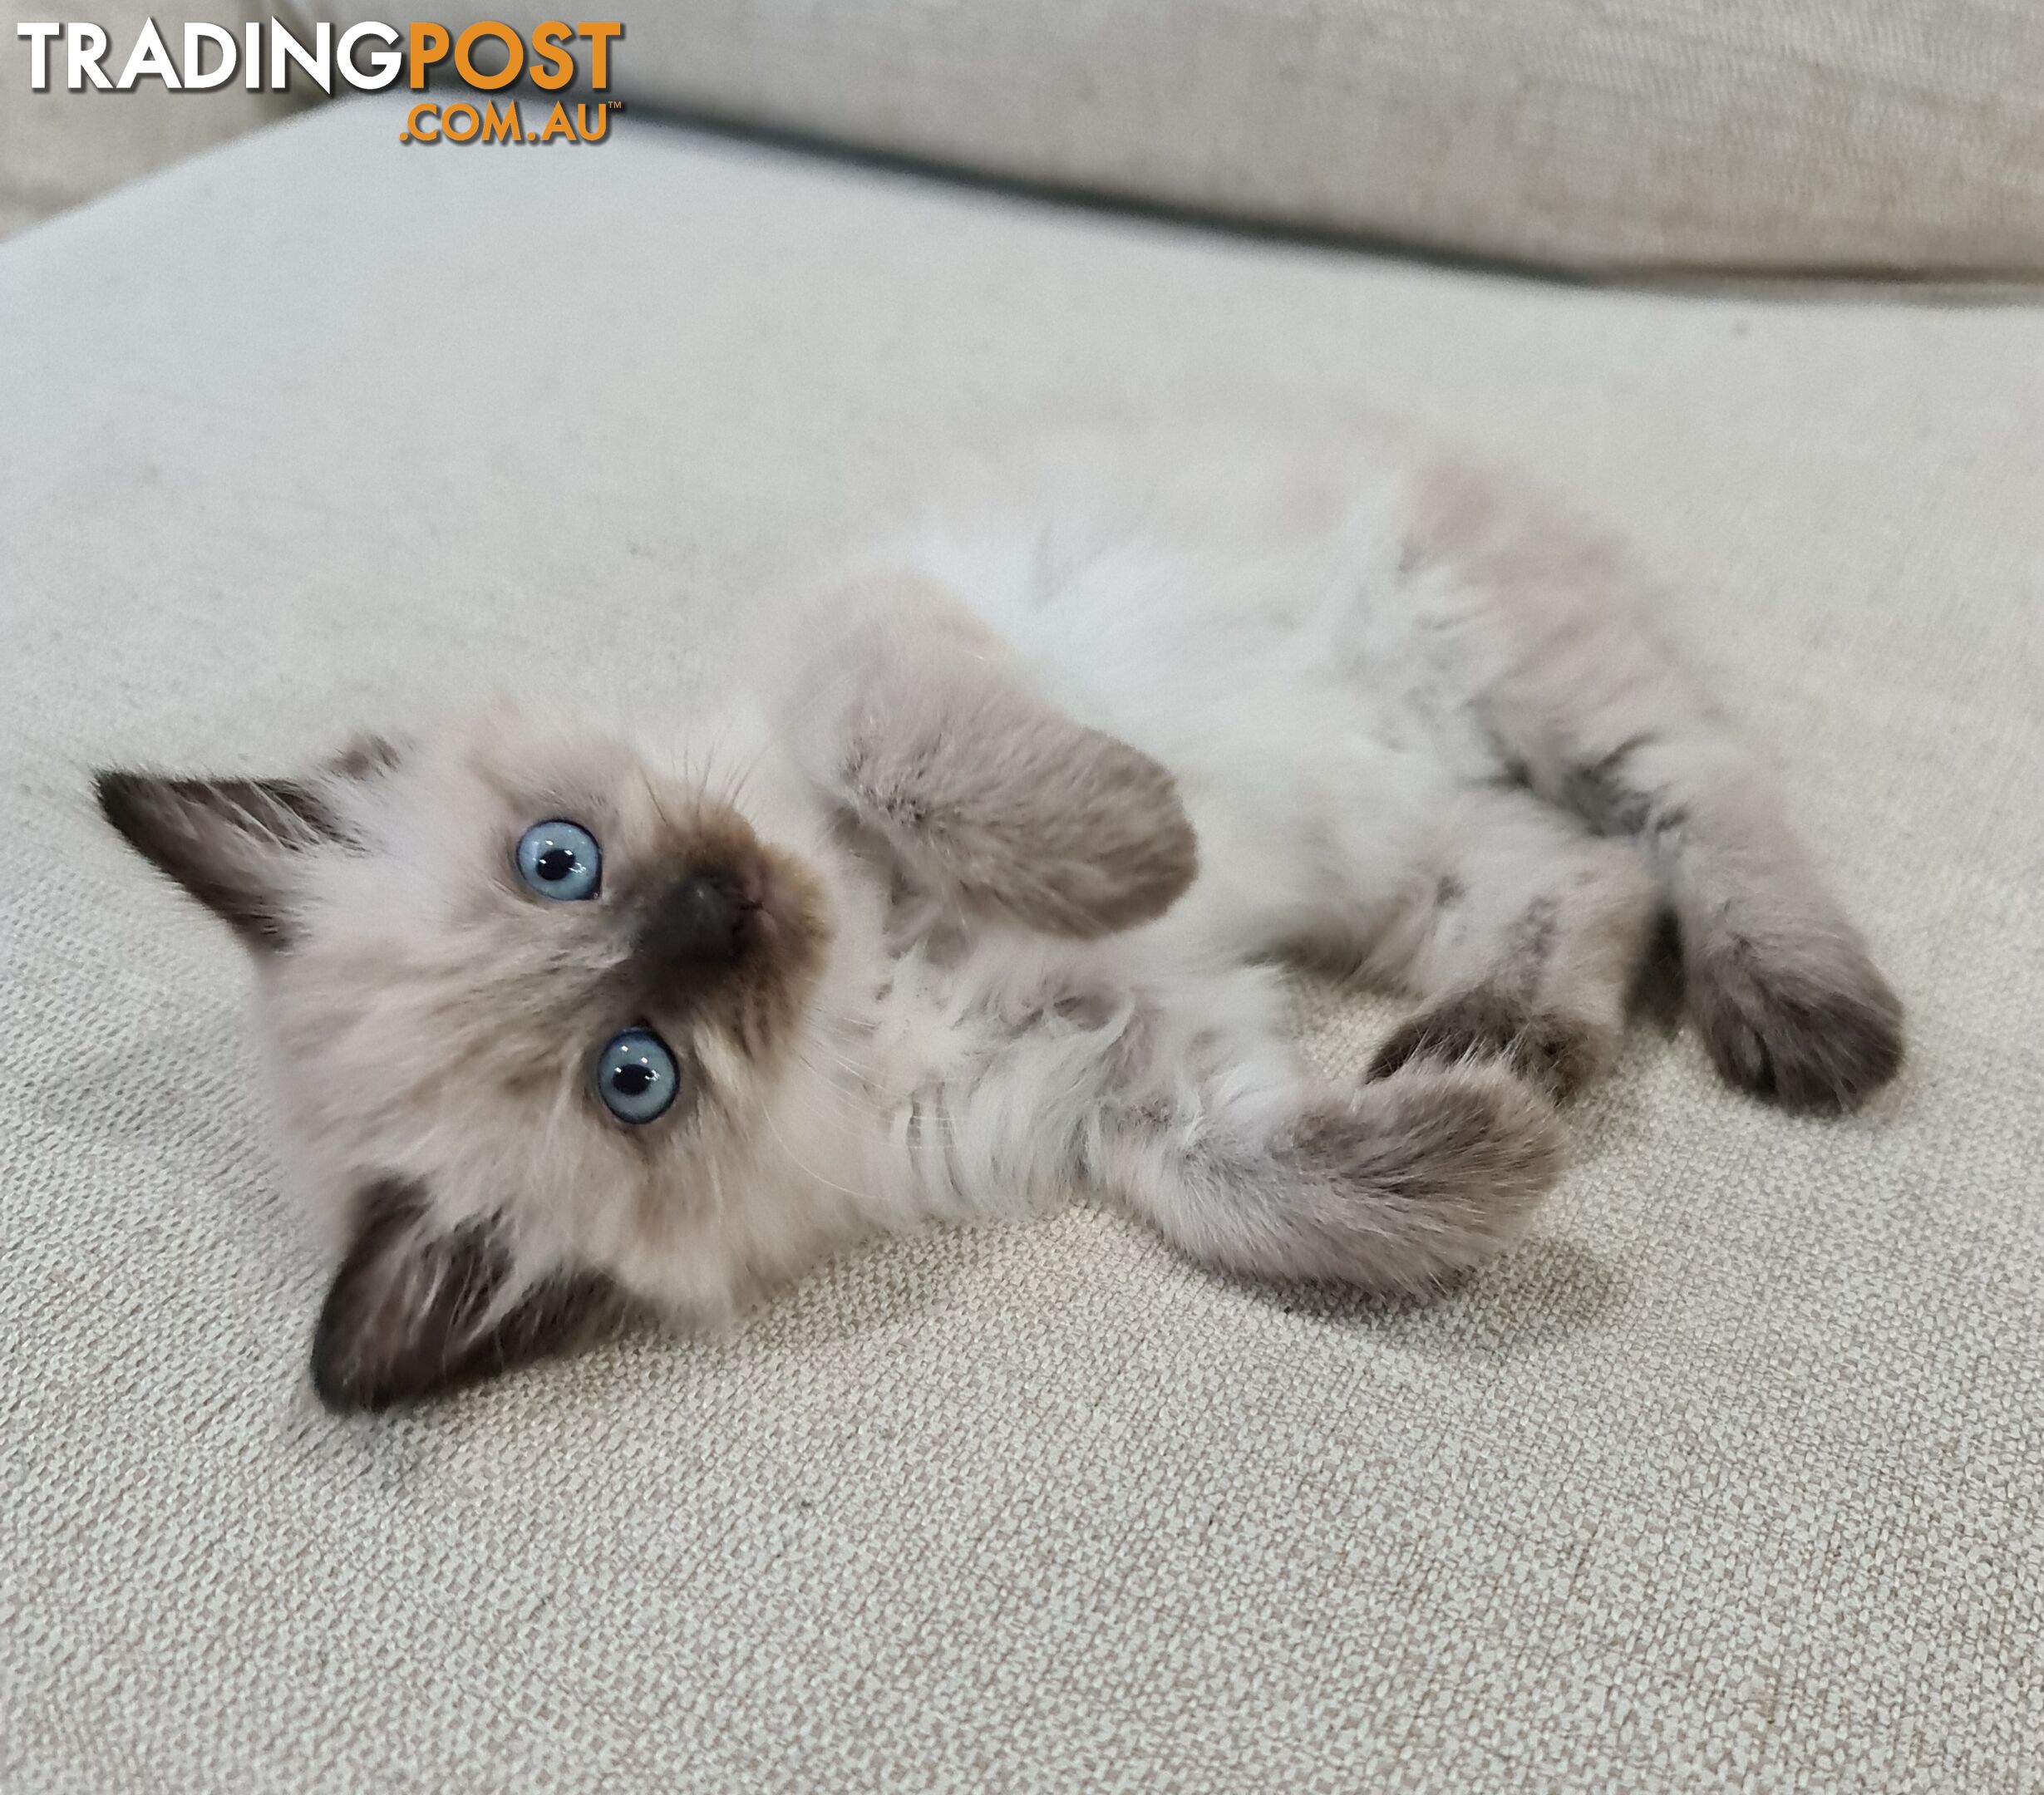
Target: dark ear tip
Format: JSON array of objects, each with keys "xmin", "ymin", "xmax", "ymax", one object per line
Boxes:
[
  {"xmin": 96, "ymin": 769, "xmax": 188, "ymax": 868},
  {"xmin": 308, "ymin": 1359, "xmax": 362, "ymax": 1414},
  {"xmin": 308, "ymin": 1309, "xmax": 361, "ymax": 1413},
  {"xmin": 309, "ymin": 1300, "xmax": 411, "ymax": 1415},
  {"xmin": 308, "ymin": 1347, "xmax": 395, "ymax": 1415},
  {"xmin": 308, "ymin": 1266, "xmax": 408, "ymax": 1414},
  {"xmin": 93, "ymin": 768, "xmax": 149, "ymax": 838}
]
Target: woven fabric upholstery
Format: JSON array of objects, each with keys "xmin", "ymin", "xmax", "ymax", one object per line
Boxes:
[{"xmin": 2, "ymin": 101, "xmax": 2039, "ymax": 1793}]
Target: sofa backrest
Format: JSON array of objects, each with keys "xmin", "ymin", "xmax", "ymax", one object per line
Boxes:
[{"xmin": 319, "ymin": 1, "xmax": 2044, "ymax": 278}]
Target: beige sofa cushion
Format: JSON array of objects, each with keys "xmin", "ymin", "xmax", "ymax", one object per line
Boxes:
[
  {"xmin": 317, "ymin": 0, "xmax": 2044, "ymax": 275},
  {"xmin": 0, "ymin": 4, "xmax": 313, "ymax": 240}
]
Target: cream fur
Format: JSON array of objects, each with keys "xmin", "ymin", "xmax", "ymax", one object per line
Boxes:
[{"xmin": 99, "ymin": 423, "xmax": 1902, "ymax": 1407}]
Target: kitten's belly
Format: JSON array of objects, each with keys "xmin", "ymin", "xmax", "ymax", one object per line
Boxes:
[{"xmin": 936, "ymin": 524, "xmax": 1490, "ymax": 947}]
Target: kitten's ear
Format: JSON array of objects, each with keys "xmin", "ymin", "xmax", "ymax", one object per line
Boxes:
[
  {"xmin": 310, "ymin": 1178, "xmax": 623, "ymax": 1414},
  {"xmin": 95, "ymin": 739, "xmax": 402, "ymax": 952},
  {"xmin": 94, "ymin": 769, "xmax": 340, "ymax": 951}
]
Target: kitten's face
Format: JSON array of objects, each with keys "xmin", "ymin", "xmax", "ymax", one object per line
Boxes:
[{"xmin": 99, "ymin": 707, "xmax": 840, "ymax": 1413}]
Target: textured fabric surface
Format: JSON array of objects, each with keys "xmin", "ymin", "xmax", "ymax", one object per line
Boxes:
[
  {"xmin": 0, "ymin": 3, "xmax": 317, "ymax": 241},
  {"xmin": 2, "ymin": 98, "xmax": 2040, "ymax": 1793},
  {"xmin": 313, "ymin": 0, "xmax": 2044, "ymax": 276}
]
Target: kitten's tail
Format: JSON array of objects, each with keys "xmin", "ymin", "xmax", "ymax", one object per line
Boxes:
[{"xmin": 1101, "ymin": 1063, "xmax": 1561, "ymax": 1291}]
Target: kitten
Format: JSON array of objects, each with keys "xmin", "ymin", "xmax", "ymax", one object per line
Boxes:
[{"xmin": 98, "ymin": 427, "xmax": 1902, "ymax": 1412}]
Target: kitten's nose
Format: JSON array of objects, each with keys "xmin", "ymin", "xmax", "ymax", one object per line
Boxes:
[{"xmin": 643, "ymin": 868, "xmax": 751, "ymax": 969}]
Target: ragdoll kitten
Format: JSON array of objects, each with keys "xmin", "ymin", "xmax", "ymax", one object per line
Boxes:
[{"xmin": 98, "ymin": 429, "xmax": 1902, "ymax": 1412}]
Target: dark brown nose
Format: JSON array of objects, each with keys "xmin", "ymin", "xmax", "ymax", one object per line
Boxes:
[{"xmin": 640, "ymin": 868, "xmax": 752, "ymax": 971}]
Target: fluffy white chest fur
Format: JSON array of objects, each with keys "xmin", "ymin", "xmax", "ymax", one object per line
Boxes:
[{"xmin": 99, "ymin": 427, "xmax": 1902, "ymax": 1411}]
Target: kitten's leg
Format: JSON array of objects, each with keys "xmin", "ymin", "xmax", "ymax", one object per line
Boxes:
[
  {"xmin": 1408, "ymin": 462, "xmax": 1904, "ymax": 1112},
  {"xmin": 1092, "ymin": 1045, "xmax": 1560, "ymax": 1289},
  {"xmin": 1366, "ymin": 786, "xmax": 1660, "ymax": 1101},
  {"xmin": 788, "ymin": 573, "xmax": 1197, "ymax": 937},
  {"xmin": 1582, "ymin": 732, "xmax": 1903, "ymax": 1111}
]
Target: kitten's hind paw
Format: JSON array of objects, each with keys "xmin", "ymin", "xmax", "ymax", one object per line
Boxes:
[
  {"xmin": 1322, "ymin": 1063, "xmax": 1564, "ymax": 1286},
  {"xmin": 1685, "ymin": 927, "xmax": 1903, "ymax": 1113},
  {"xmin": 1368, "ymin": 990, "xmax": 1607, "ymax": 1103},
  {"xmin": 1125, "ymin": 1062, "xmax": 1561, "ymax": 1293}
]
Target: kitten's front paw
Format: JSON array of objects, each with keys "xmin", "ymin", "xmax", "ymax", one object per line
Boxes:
[
  {"xmin": 1686, "ymin": 928, "xmax": 1903, "ymax": 1113},
  {"xmin": 1369, "ymin": 989, "xmax": 1605, "ymax": 1102},
  {"xmin": 837, "ymin": 699, "xmax": 1197, "ymax": 940},
  {"xmin": 1020, "ymin": 730, "xmax": 1200, "ymax": 937}
]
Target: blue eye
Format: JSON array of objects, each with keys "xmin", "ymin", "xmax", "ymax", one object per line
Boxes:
[
  {"xmin": 595, "ymin": 1028, "xmax": 678, "ymax": 1124},
  {"xmin": 516, "ymin": 819, "xmax": 601, "ymax": 901}
]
